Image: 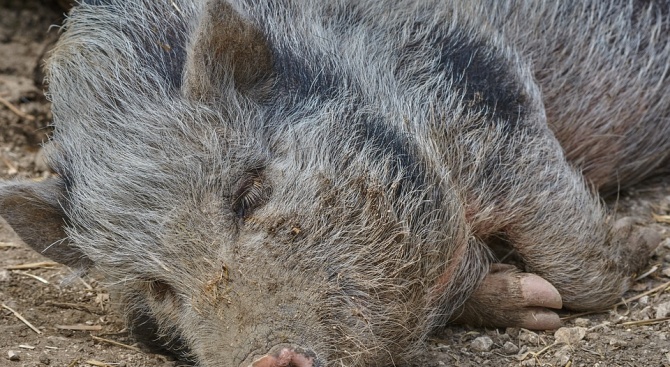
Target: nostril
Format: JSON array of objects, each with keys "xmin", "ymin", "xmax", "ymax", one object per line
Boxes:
[{"xmin": 249, "ymin": 347, "xmax": 317, "ymax": 367}]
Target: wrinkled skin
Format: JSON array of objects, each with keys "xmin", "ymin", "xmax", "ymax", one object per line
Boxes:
[{"xmin": 0, "ymin": 0, "xmax": 668, "ymax": 366}]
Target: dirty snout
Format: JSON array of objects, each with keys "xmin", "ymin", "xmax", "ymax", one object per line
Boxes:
[{"xmin": 246, "ymin": 345, "xmax": 321, "ymax": 367}]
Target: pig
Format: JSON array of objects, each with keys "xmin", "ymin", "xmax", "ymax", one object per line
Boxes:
[
  {"xmin": 484, "ymin": 0, "xmax": 670, "ymax": 194},
  {"xmin": 0, "ymin": 0, "xmax": 667, "ymax": 366}
]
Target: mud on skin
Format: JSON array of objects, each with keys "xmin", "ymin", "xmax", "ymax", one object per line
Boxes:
[{"xmin": 0, "ymin": 0, "xmax": 668, "ymax": 366}]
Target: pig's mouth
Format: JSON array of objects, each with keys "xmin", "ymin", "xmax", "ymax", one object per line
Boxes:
[{"xmin": 244, "ymin": 345, "xmax": 322, "ymax": 367}]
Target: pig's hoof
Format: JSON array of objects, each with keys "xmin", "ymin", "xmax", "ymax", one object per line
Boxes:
[{"xmin": 452, "ymin": 264, "xmax": 562, "ymax": 330}]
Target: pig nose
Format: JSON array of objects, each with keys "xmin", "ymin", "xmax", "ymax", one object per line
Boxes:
[{"xmin": 247, "ymin": 347, "xmax": 319, "ymax": 367}]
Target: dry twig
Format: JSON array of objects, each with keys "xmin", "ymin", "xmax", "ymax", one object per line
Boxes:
[
  {"xmin": 91, "ymin": 335, "xmax": 143, "ymax": 353},
  {"xmin": 653, "ymin": 213, "xmax": 670, "ymax": 224},
  {"xmin": 619, "ymin": 317, "xmax": 670, "ymax": 327},
  {"xmin": 0, "ymin": 95, "xmax": 35, "ymax": 121},
  {"xmin": 634, "ymin": 265, "xmax": 659, "ymax": 281},
  {"xmin": 14, "ymin": 270, "xmax": 49, "ymax": 284},
  {"xmin": 1, "ymin": 303, "xmax": 42, "ymax": 334},
  {"xmin": 85, "ymin": 360, "xmax": 112, "ymax": 367},
  {"xmin": 5, "ymin": 261, "xmax": 60, "ymax": 270},
  {"xmin": 56, "ymin": 324, "xmax": 103, "ymax": 331}
]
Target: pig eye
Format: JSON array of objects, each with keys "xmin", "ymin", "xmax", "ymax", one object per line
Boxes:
[{"xmin": 232, "ymin": 171, "xmax": 272, "ymax": 219}]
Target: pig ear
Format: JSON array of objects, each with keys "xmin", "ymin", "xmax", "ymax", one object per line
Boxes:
[
  {"xmin": 182, "ymin": 1, "xmax": 273, "ymax": 101},
  {"xmin": 0, "ymin": 178, "xmax": 90, "ymax": 270}
]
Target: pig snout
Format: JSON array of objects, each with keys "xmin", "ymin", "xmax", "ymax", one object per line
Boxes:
[{"xmin": 248, "ymin": 347, "xmax": 320, "ymax": 367}]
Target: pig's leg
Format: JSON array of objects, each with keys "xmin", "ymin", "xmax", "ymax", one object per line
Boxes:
[
  {"xmin": 447, "ymin": 125, "xmax": 659, "ymax": 329},
  {"xmin": 456, "ymin": 216, "xmax": 659, "ymax": 329}
]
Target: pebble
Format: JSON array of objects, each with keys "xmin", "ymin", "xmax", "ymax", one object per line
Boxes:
[
  {"xmin": 518, "ymin": 345, "xmax": 529, "ymax": 355},
  {"xmin": 502, "ymin": 341, "xmax": 519, "ymax": 355},
  {"xmin": 552, "ymin": 345, "xmax": 572, "ymax": 366},
  {"xmin": 518, "ymin": 329, "xmax": 540, "ymax": 344},
  {"xmin": 573, "ymin": 317, "xmax": 590, "ymax": 327},
  {"xmin": 470, "ymin": 336, "xmax": 493, "ymax": 352},
  {"xmin": 7, "ymin": 350, "xmax": 20, "ymax": 361},
  {"xmin": 638, "ymin": 295, "xmax": 650, "ymax": 306},
  {"xmin": 498, "ymin": 333, "xmax": 511, "ymax": 343},
  {"xmin": 554, "ymin": 327, "xmax": 587, "ymax": 345},
  {"xmin": 0, "ymin": 270, "xmax": 10, "ymax": 282},
  {"xmin": 656, "ymin": 301, "xmax": 670, "ymax": 319},
  {"xmin": 39, "ymin": 354, "xmax": 50, "ymax": 365},
  {"xmin": 609, "ymin": 338, "xmax": 628, "ymax": 347}
]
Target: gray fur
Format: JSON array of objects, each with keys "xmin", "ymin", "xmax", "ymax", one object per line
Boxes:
[{"xmin": 0, "ymin": 0, "xmax": 667, "ymax": 366}]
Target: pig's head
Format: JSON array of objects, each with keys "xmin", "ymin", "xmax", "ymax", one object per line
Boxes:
[{"xmin": 0, "ymin": 1, "xmax": 487, "ymax": 366}]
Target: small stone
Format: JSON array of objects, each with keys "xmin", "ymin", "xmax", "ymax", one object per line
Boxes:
[
  {"xmin": 662, "ymin": 268, "xmax": 670, "ymax": 278},
  {"xmin": 637, "ymin": 305, "xmax": 654, "ymax": 319},
  {"xmin": 498, "ymin": 333, "xmax": 511, "ymax": 343},
  {"xmin": 518, "ymin": 329, "xmax": 540, "ymax": 344},
  {"xmin": 638, "ymin": 295, "xmax": 650, "ymax": 306},
  {"xmin": 655, "ymin": 301, "xmax": 670, "ymax": 319},
  {"xmin": 573, "ymin": 318, "xmax": 590, "ymax": 327},
  {"xmin": 7, "ymin": 350, "xmax": 20, "ymax": 361},
  {"xmin": 554, "ymin": 327, "xmax": 587, "ymax": 345},
  {"xmin": 609, "ymin": 338, "xmax": 628, "ymax": 347},
  {"xmin": 518, "ymin": 345, "xmax": 529, "ymax": 355},
  {"xmin": 435, "ymin": 343, "xmax": 449, "ymax": 352},
  {"xmin": 505, "ymin": 327, "xmax": 520, "ymax": 337},
  {"xmin": 470, "ymin": 336, "xmax": 494, "ymax": 352},
  {"xmin": 520, "ymin": 358, "xmax": 536, "ymax": 366},
  {"xmin": 552, "ymin": 345, "xmax": 572, "ymax": 366},
  {"xmin": 502, "ymin": 341, "xmax": 519, "ymax": 355},
  {"xmin": 39, "ymin": 355, "xmax": 50, "ymax": 365},
  {"xmin": 0, "ymin": 270, "xmax": 10, "ymax": 282}
]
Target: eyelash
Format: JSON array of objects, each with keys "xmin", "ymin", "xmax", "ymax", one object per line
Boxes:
[{"xmin": 232, "ymin": 173, "xmax": 271, "ymax": 219}]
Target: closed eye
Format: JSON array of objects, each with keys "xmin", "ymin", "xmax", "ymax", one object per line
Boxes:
[{"xmin": 232, "ymin": 171, "xmax": 272, "ymax": 219}]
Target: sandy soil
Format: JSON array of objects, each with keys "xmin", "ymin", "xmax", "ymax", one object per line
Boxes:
[{"xmin": 1, "ymin": 2, "xmax": 669, "ymax": 366}]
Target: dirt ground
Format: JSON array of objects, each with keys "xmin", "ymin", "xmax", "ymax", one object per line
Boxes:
[{"xmin": 1, "ymin": 2, "xmax": 669, "ymax": 367}]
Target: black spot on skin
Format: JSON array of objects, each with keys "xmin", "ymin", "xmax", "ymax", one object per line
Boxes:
[
  {"xmin": 352, "ymin": 113, "xmax": 430, "ymax": 202},
  {"xmin": 126, "ymin": 294, "xmax": 194, "ymax": 364},
  {"xmin": 397, "ymin": 22, "xmax": 528, "ymax": 128},
  {"xmin": 270, "ymin": 45, "xmax": 343, "ymax": 101}
]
